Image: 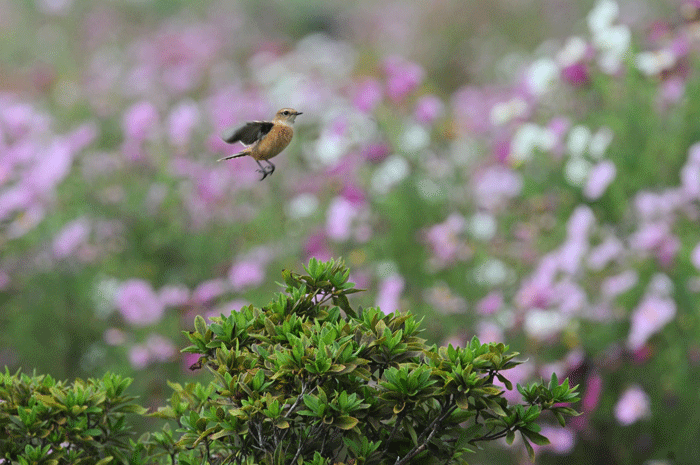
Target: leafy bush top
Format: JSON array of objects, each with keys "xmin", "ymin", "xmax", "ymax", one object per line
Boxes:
[{"xmin": 158, "ymin": 258, "xmax": 579, "ymax": 465}]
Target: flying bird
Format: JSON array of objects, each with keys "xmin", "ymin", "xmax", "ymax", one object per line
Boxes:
[{"xmin": 218, "ymin": 108, "xmax": 302, "ymax": 180}]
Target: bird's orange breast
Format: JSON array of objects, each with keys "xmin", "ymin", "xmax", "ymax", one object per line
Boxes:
[{"xmin": 252, "ymin": 125, "xmax": 294, "ymax": 160}]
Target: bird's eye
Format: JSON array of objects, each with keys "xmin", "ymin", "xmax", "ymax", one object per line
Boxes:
[{"xmin": 282, "ymin": 111, "xmax": 289, "ymax": 115}]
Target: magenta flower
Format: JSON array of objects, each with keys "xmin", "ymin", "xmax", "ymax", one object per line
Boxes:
[
  {"xmin": 627, "ymin": 294, "xmax": 676, "ymax": 350},
  {"xmin": 383, "ymin": 55, "xmax": 424, "ymax": 103},
  {"xmin": 115, "ymin": 279, "xmax": 166, "ymax": 326},
  {"xmin": 561, "ymin": 62, "xmax": 590, "ymax": 86},
  {"xmin": 376, "ymin": 274, "xmax": 404, "ymax": 314},
  {"xmin": 362, "ymin": 142, "xmax": 391, "ymax": 163},
  {"xmin": 52, "ymin": 217, "xmax": 91, "ymax": 260},
  {"xmin": 583, "ymin": 160, "xmax": 616, "ymax": 200},
  {"xmin": 583, "ymin": 371, "xmax": 604, "ymax": 414},
  {"xmin": 304, "ymin": 231, "xmax": 333, "ymax": 262},
  {"xmin": 614, "ymin": 385, "xmax": 651, "ymax": 426}
]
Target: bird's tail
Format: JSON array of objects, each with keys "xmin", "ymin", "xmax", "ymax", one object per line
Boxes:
[{"xmin": 217, "ymin": 149, "xmax": 250, "ymax": 162}]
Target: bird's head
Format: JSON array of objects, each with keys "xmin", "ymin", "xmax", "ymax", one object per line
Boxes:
[{"xmin": 274, "ymin": 108, "xmax": 303, "ymax": 125}]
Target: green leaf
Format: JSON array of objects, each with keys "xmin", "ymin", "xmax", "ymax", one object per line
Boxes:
[
  {"xmin": 522, "ymin": 434, "xmax": 536, "ymax": 462},
  {"xmin": 194, "ymin": 315, "xmax": 207, "ymax": 336},
  {"xmin": 521, "ymin": 427, "xmax": 550, "ymax": 446},
  {"xmin": 334, "ymin": 415, "xmax": 359, "ymax": 430}
]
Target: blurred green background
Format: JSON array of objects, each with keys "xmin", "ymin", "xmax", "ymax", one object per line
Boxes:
[{"xmin": 2, "ymin": 0, "xmax": 700, "ymax": 463}]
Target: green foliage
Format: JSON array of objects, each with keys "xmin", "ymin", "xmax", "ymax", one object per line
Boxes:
[
  {"xmin": 0, "ymin": 370, "xmax": 146, "ymax": 464},
  {"xmin": 157, "ymin": 258, "xmax": 580, "ymax": 464},
  {"xmin": 0, "ymin": 259, "xmax": 579, "ymax": 464}
]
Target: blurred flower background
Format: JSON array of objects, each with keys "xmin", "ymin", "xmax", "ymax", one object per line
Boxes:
[{"xmin": 2, "ymin": 0, "xmax": 700, "ymax": 463}]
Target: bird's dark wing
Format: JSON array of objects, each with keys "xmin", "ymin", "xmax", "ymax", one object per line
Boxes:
[{"xmin": 221, "ymin": 121, "xmax": 274, "ymax": 145}]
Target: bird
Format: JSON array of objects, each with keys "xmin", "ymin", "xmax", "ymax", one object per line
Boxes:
[{"xmin": 218, "ymin": 108, "xmax": 302, "ymax": 180}]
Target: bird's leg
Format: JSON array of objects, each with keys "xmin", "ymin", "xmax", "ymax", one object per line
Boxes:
[
  {"xmin": 255, "ymin": 159, "xmax": 270, "ymax": 181},
  {"xmin": 264, "ymin": 160, "xmax": 275, "ymax": 176}
]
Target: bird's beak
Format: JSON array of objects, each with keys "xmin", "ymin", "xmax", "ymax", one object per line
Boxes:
[{"xmin": 295, "ymin": 111, "xmax": 303, "ymax": 115}]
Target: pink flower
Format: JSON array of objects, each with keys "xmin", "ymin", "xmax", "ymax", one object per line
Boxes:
[
  {"xmin": 476, "ymin": 291, "xmax": 503, "ymax": 316},
  {"xmin": 614, "ymin": 385, "xmax": 651, "ymax": 426},
  {"xmin": 228, "ymin": 259, "xmax": 266, "ymax": 292},
  {"xmin": 583, "ymin": 372, "xmax": 603, "ymax": 414},
  {"xmin": 129, "ymin": 345, "xmax": 150, "ymax": 370},
  {"xmin": 362, "ymin": 142, "xmax": 391, "ymax": 163},
  {"xmin": 681, "ymin": 162, "xmax": 700, "ymax": 198},
  {"xmin": 115, "ymin": 280, "xmax": 166, "ymax": 326},
  {"xmin": 424, "ymin": 214, "xmax": 466, "ymax": 265},
  {"xmin": 627, "ymin": 295, "xmax": 676, "ymax": 350},
  {"xmin": 629, "ymin": 222, "xmax": 670, "ymax": 252},
  {"xmin": 28, "ymin": 139, "xmax": 74, "ymax": 195},
  {"xmin": 122, "ymin": 101, "xmax": 159, "ymax": 141},
  {"xmin": 145, "ymin": 334, "xmax": 177, "ymax": 362},
  {"xmin": 472, "ymin": 166, "xmax": 523, "ymax": 211},
  {"xmin": 451, "ymin": 86, "xmax": 496, "ymax": 134},
  {"xmin": 304, "ymin": 231, "xmax": 333, "ymax": 262},
  {"xmin": 691, "ymin": 242, "xmax": 700, "ymax": 270},
  {"xmin": 353, "ymin": 78, "xmax": 383, "ymax": 113},
  {"xmin": 52, "ymin": 217, "xmax": 91, "ymax": 259},
  {"xmin": 193, "ymin": 278, "xmax": 227, "ymax": 304},
  {"xmin": 583, "ymin": 160, "xmax": 616, "ymax": 200},
  {"xmin": 167, "ymin": 100, "xmax": 200, "ymax": 147},
  {"xmin": 561, "ymin": 62, "xmax": 590, "ymax": 85},
  {"xmin": 497, "ymin": 361, "xmax": 535, "ymax": 402},
  {"xmin": 566, "ymin": 205, "xmax": 595, "ymax": 241},
  {"xmin": 423, "ymin": 283, "xmax": 467, "ymax": 315},
  {"xmin": 476, "ymin": 321, "xmax": 503, "ymax": 344},
  {"xmin": 413, "ymin": 95, "xmax": 444, "ymax": 124},
  {"xmin": 159, "ymin": 285, "xmax": 190, "ymax": 307},
  {"xmin": 103, "ymin": 328, "xmax": 126, "ymax": 346},
  {"xmin": 376, "ymin": 274, "xmax": 404, "ymax": 314},
  {"xmin": 383, "ymin": 56, "xmax": 424, "ymax": 103},
  {"xmin": 535, "ymin": 426, "xmax": 576, "ymax": 454},
  {"xmin": 0, "ymin": 270, "xmax": 9, "ymax": 290},
  {"xmin": 326, "ymin": 196, "xmax": 359, "ymax": 242},
  {"xmin": 587, "ymin": 236, "xmax": 623, "ymax": 270},
  {"xmin": 601, "ymin": 270, "xmax": 638, "ymax": 299}
]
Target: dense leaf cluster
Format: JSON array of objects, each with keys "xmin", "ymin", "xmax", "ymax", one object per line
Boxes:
[
  {"xmin": 0, "ymin": 259, "xmax": 578, "ymax": 464},
  {"xmin": 0, "ymin": 370, "xmax": 146, "ymax": 464},
  {"xmin": 159, "ymin": 258, "xmax": 579, "ymax": 464}
]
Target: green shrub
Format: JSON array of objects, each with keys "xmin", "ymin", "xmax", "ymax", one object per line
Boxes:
[
  {"xmin": 156, "ymin": 258, "xmax": 579, "ymax": 464},
  {"xmin": 0, "ymin": 371, "xmax": 146, "ymax": 464},
  {"xmin": 0, "ymin": 258, "xmax": 579, "ymax": 464}
]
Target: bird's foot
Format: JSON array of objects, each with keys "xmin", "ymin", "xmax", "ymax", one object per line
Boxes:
[{"xmin": 256, "ymin": 167, "xmax": 273, "ymax": 181}]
